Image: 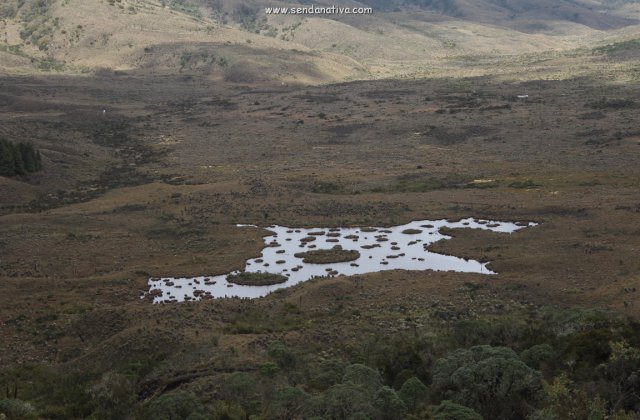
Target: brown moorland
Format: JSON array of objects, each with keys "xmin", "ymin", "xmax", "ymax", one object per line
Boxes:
[{"xmin": 1, "ymin": 2, "xmax": 640, "ymax": 414}]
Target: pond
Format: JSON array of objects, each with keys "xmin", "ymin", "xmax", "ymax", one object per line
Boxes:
[{"xmin": 144, "ymin": 217, "xmax": 537, "ymax": 303}]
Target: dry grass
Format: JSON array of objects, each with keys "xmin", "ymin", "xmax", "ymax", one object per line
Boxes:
[
  {"xmin": 1, "ymin": 0, "xmax": 639, "ymax": 83},
  {"xmin": 0, "ymin": 51, "xmax": 639, "ymax": 374}
]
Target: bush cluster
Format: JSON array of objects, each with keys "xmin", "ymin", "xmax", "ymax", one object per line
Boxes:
[{"xmin": 0, "ymin": 138, "xmax": 42, "ymax": 177}]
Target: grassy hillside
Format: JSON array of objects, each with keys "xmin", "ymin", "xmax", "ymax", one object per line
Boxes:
[{"xmin": 0, "ymin": 0, "xmax": 639, "ymax": 83}]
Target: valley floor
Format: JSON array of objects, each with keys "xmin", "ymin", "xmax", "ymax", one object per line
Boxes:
[{"xmin": 0, "ymin": 72, "xmax": 639, "ymax": 418}]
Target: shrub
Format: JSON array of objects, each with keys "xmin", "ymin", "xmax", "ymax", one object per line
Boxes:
[
  {"xmin": 220, "ymin": 373, "xmax": 261, "ymax": 414},
  {"xmin": 318, "ymin": 383, "xmax": 378, "ymax": 419},
  {"xmin": 373, "ymin": 386, "xmax": 407, "ymax": 419},
  {"xmin": 89, "ymin": 373, "xmax": 136, "ymax": 420},
  {"xmin": 0, "ymin": 398, "xmax": 37, "ymax": 419},
  {"xmin": 398, "ymin": 377, "xmax": 429, "ymax": 411},
  {"xmin": 265, "ymin": 386, "xmax": 309, "ymax": 419},
  {"xmin": 432, "ymin": 400, "xmax": 482, "ymax": 420},
  {"xmin": 144, "ymin": 391, "xmax": 205, "ymax": 420},
  {"xmin": 532, "ymin": 374, "xmax": 607, "ymax": 420},
  {"xmin": 0, "ymin": 138, "xmax": 42, "ymax": 177},
  {"xmin": 267, "ymin": 341, "xmax": 296, "ymax": 368},
  {"xmin": 520, "ymin": 344, "xmax": 554, "ymax": 369},
  {"xmin": 342, "ymin": 364, "xmax": 382, "ymax": 394},
  {"xmin": 432, "ymin": 345, "xmax": 543, "ymax": 419},
  {"xmin": 308, "ymin": 359, "xmax": 347, "ymax": 391}
]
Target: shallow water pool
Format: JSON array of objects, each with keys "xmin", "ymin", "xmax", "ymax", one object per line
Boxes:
[{"xmin": 144, "ymin": 217, "xmax": 537, "ymax": 303}]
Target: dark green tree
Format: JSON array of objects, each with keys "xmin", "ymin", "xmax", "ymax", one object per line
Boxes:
[
  {"xmin": 144, "ymin": 391, "xmax": 206, "ymax": 420},
  {"xmin": 265, "ymin": 386, "xmax": 309, "ymax": 420},
  {"xmin": 318, "ymin": 383, "xmax": 378, "ymax": 419},
  {"xmin": 0, "ymin": 138, "xmax": 43, "ymax": 176},
  {"xmin": 432, "ymin": 400, "xmax": 483, "ymax": 420},
  {"xmin": 432, "ymin": 345, "xmax": 543, "ymax": 419},
  {"xmin": 17, "ymin": 143, "xmax": 37, "ymax": 173},
  {"xmin": 398, "ymin": 377, "xmax": 429, "ymax": 411},
  {"xmin": 308, "ymin": 359, "xmax": 346, "ymax": 391},
  {"xmin": 0, "ymin": 138, "xmax": 15, "ymax": 176},
  {"xmin": 12, "ymin": 144, "xmax": 25, "ymax": 175},
  {"xmin": 89, "ymin": 372, "xmax": 136, "ymax": 420},
  {"xmin": 373, "ymin": 386, "xmax": 407, "ymax": 419},
  {"xmin": 220, "ymin": 372, "xmax": 261, "ymax": 415},
  {"xmin": 520, "ymin": 344, "xmax": 554, "ymax": 369},
  {"xmin": 342, "ymin": 364, "xmax": 382, "ymax": 394}
]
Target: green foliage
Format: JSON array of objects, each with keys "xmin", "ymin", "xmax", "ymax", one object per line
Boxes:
[
  {"xmin": 167, "ymin": 1, "xmax": 202, "ymax": 18},
  {"xmin": 520, "ymin": 344, "xmax": 554, "ymax": 369},
  {"xmin": 260, "ymin": 362, "xmax": 280, "ymax": 377},
  {"xmin": 357, "ymin": 333, "xmax": 432, "ymax": 384},
  {"xmin": 143, "ymin": 391, "xmax": 205, "ymax": 420},
  {"xmin": 303, "ymin": 364, "xmax": 386, "ymax": 418},
  {"xmin": 0, "ymin": 365, "xmax": 94, "ymax": 419},
  {"xmin": 432, "ymin": 400, "xmax": 482, "ymax": 420},
  {"xmin": 342, "ymin": 364, "xmax": 382, "ymax": 394},
  {"xmin": 234, "ymin": 4, "xmax": 264, "ymax": 32},
  {"xmin": 220, "ymin": 373, "xmax": 261, "ymax": 415},
  {"xmin": 317, "ymin": 382, "xmax": 379, "ymax": 419},
  {"xmin": 532, "ymin": 374, "xmax": 607, "ymax": 420},
  {"xmin": 4, "ymin": 306, "xmax": 640, "ymax": 418},
  {"xmin": 599, "ymin": 341, "xmax": 640, "ymax": 412},
  {"xmin": 265, "ymin": 386, "xmax": 309, "ymax": 420},
  {"xmin": 0, "ymin": 138, "xmax": 42, "ymax": 177},
  {"xmin": 88, "ymin": 373, "xmax": 136, "ymax": 420},
  {"xmin": 398, "ymin": 377, "xmax": 429, "ymax": 411},
  {"xmin": 210, "ymin": 400, "xmax": 246, "ymax": 419},
  {"xmin": 0, "ymin": 398, "xmax": 37, "ymax": 419},
  {"xmin": 373, "ymin": 386, "xmax": 407, "ymax": 419},
  {"xmin": 17, "ymin": 0, "xmax": 56, "ymax": 50},
  {"xmin": 561, "ymin": 328, "xmax": 617, "ymax": 380},
  {"xmin": 452, "ymin": 319, "xmax": 493, "ymax": 346},
  {"xmin": 0, "ymin": 3, "xmax": 18, "ymax": 19},
  {"xmin": 267, "ymin": 341, "xmax": 296, "ymax": 368},
  {"xmin": 433, "ymin": 345, "xmax": 543, "ymax": 419},
  {"xmin": 307, "ymin": 359, "xmax": 347, "ymax": 391}
]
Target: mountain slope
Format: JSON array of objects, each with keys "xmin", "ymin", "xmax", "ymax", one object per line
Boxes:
[
  {"xmin": 352, "ymin": 0, "xmax": 640, "ymax": 31},
  {"xmin": 0, "ymin": 0, "xmax": 638, "ymax": 83}
]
